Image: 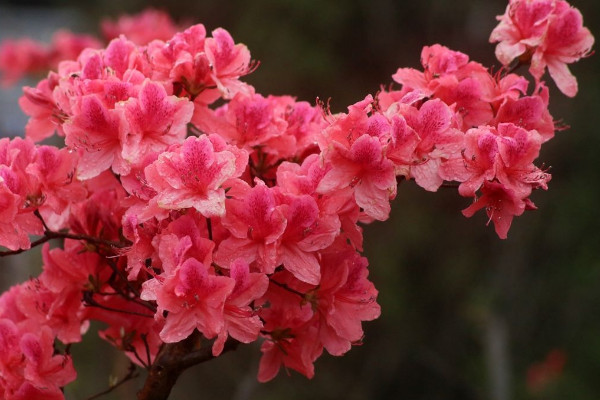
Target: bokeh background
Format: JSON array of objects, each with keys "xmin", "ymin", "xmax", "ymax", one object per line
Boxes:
[{"xmin": 0, "ymin": 0, "xmax": 599, "ymax": 399}]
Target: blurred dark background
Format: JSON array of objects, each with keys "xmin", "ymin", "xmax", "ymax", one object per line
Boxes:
[{"xmin": 0, "ymin": 0, "xmax": 599, "ymax": 399}]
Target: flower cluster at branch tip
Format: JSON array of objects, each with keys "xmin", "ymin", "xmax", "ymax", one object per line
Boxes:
[
  {"xmin": 490, "ymin": 0, "xmax": 594, "ymax": 97},
  {"xmin": 0, "ymin": 3, "xmax": 593, "ymax": 398}
]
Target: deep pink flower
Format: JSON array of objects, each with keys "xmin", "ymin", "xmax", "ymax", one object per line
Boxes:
[
  {"xmin": 462, "ymin": 181, "xmax": 534, "ymax": 239},
  {"xmin": 256, "ymin": 280, "xmax": 320, "ymax": 382},
  {"xmin": 496, "ymin": 123, "xmax": 550, "ymax": 197},
  {"xmin": 141, "ymin": 257, "xmax": 235, "ymax": 342},
  {"xmin": 212, "ymin": 259, "xmax": 269, "ymax": 356},
  {"xmin": 215, "ymin": 181, "xmax": 286, "ymax": 273},
  {"xmin": 277, "ymin": 194, "xmax": 340, "ymax": 284},
  {"xmin": 313, "ymin": 246, "xmax": 380, "ymax": 356}
]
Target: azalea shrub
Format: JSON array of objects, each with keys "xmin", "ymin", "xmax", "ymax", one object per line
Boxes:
[{"xmin": 0, "ymin": 2, "xmax": 594, "ymax": 399}]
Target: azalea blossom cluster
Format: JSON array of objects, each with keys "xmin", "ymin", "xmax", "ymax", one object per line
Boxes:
[
  {"xmin": 0, "ymin": 2, "xmax": 593, "ymax": 399},
  {"xmin": 490, "ymin": 0, "xmax": 594, "ymax": 97}
]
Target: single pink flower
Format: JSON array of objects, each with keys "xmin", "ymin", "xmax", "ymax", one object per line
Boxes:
[
  {"xmin": 212, "ymin": 259, "xmax": 269, "ymax": 356},
  {"xmin": 145, "ymin": 134, "xmax": 247, "ymax": 217},
  {"xmin": 215, "ymin": 181, "xmax": 286, "ymax": 273},
  {"xmin": 439, "ymin": 126, "xmax": 500, "ymax": 197},
  {"xmin": 117, "ymin": 79, "xmax": 193, "ymax": 167},
  {"xmin": 462, "ymin": 181, "xmax": 534, "ymax": 239},
  {"xmin": 63, "ymin": 94, "xmax": 126, "ymax": 179},
  {"xmin": 141, "ymin": 257, "xmax": 235, "ymax": 342}
]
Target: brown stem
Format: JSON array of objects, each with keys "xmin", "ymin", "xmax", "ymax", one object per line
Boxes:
[
  {"xmin": 270, "ymin": 279, "xmax": 306, "ymax": 298},
  {"xmin": 136, "ymin": 332, "xmax": 239, "ymax": 400},
  {"xmin": 0, "ymin": 224, "xmax": 131, "ymax": 257},
  {"xmin": 83, "ymin": 292, "xmax": 154, "ymax": 318}
]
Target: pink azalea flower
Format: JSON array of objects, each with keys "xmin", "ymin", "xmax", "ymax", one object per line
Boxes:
[
  {"xmin": 256, "ymin": 280, "xmax": 320, "ymax": 382},
  {"xmin": 490, "ymin": 0, "xmax": 594, "ymax": 97},
  {"xmin": 117, "ymin": 79, "xmax": 193, "ymax": 167},
  {"xmin": 493, "ymin": 85, "xmax": 555, "ymax": 142},
  {"xmin": 319, "ymin": 133, "xmax": 396, "ymax": 221},
  {"xmin": 462, "ymin": 181, "xmax": 534, "ymax": 239},
  {"xmin": 0, "ymin": 320, "xmax": 75, "ymax": 400},
  {"xmin": 212, "ymin": 259, "xmax": 269, "ymax": 356},
  {"xmin": 0, "ymin": 184, "xmax": 40, "ymax": 251},
  {"xmin": 144, "ymin": 134, "xmax": 247, "ymax": 217},
  {"xmin": 496, "ymin": 123, "xmax": 550, "ymax": 197},
  {"xmin": 205, "ymin": 28, "xmax": 255, "ymax": 99},
  {"xmin": 215, "ymin": 181, "xmax": 286, "ymax": 273},
  {"xmin": 392, "ymin": 45, "xmax": 497, "ymax": 128},
  {"xmin": 398, "ymin": 99, "xmax": 463, "ymax": 191},
  {"xmin": 19, "ymin": 74, "xmax": 66, "ymax": 142},
  {"xmin": 141, "ymin": 257, "xmax": 235, "ymax": 342},
  {"xmin": 192, "ymin": 93, "xmax": 289, "ymax": 154},
  {"xmin": 277, "ymin": 194, "xmax": 340, "ymax": 284},
  {"xmin": 318, "ymin": 98, "xmax": 397, "ymax": 220},
  {"xmin": 63, "ymin": 94, "xmax": 127, "ymax": 179},
  {"xmin": 26, "ymin": 146, "xmax": 87, "ymax": 217},
  {"xmin": 15, "ymin": 278, "xmax": 86, "ymax": 344},
  {"xmin": 0, "ymin": 138, "xmax": 45, "ymax": 250},
  {"xmin": 258, "ymin": 323, "xmax": 322, "ymax": 382},
  {"xmin": 313, "ymin": 246, "xmax": 380, "ymax": 356},
  {"xmin": 439, "ymin": 126, "xmax": 500, "ymax": 197},
  {"xmin": 20, "ymin": 326, "xmax": 76, "ymax": 389}
]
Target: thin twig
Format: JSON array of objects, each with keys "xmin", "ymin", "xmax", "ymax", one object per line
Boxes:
[
  {"xmin": 0, "ymin": 234, "xmax": 56, "ymax": 257},
  {"xmin": 270, "ymin": 279, "xmax": 306, "ymax": 298},
  {"xmin": 83, "ymin": 292, "xmax": 154, "ymax": 318},
  {"xmin": 0, "ymin": 229, "xmax": 131, "ymax": 258}
]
